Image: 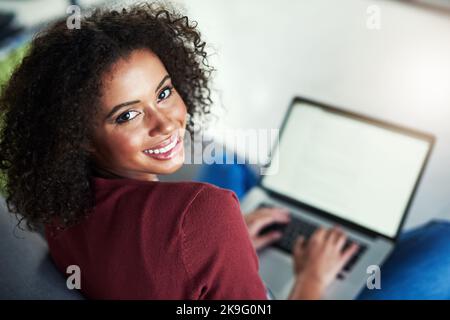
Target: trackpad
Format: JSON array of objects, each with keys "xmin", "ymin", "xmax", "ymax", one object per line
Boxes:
[{"xmin": 258, "ymin": 248, "xmax": 295, "ymax": 299}]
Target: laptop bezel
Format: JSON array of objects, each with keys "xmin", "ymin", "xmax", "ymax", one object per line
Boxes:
[{"xmin": 259, "ymin": 96, "xmax": 435, "ymax": 242}]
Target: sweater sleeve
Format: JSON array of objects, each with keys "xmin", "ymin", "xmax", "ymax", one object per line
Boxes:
[{"xmin": 181, "ymin": 185, "xmax": 268, "ymax": 300}]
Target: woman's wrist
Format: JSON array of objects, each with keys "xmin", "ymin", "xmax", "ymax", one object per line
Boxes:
[{"xmin": 288, "ymin": 273, "xmax": 327, "ymax": 300}]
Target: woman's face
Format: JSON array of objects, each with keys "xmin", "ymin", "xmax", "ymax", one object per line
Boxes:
[{"xmin": 89, "ymin": 49, "xmax": 187, "ymax": 181}]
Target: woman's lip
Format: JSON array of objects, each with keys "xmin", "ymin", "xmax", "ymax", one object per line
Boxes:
[
  {"xmin": 142, "ymin": 137, "xmax": 182, "ymax": 160},
  {"xmin": 143, "ymin": 132, "xmax": 178, "ymax": 152}
]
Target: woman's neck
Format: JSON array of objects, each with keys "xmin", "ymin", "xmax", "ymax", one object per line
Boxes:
[{"xmin": 92, "ymin": 166, "xmax": 125, "ymax": 179}]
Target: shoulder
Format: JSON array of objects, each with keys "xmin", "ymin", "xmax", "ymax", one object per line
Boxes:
[
  {"xmin": 144, "ymin": 181, "xmax": 239, "ymax": 214},
  {"xmin": 185, "ymin": 182, "xmax": 239, "ymax": 210},
  {"xmin": 94, "ymin": 176, "xmax": 234, "ymax": 210},
  {"xmin": 160, "ymin": 180, "xmax": 236, "ymax": 202},
  {"xmin": 181, "ymin": 182, "xmax": 242, "ymax": 229},
  {"xmin": 127, "ymin": 179, "xmax": 240, "ymax": 216}
]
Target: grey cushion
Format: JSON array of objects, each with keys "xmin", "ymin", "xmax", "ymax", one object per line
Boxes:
[{"xmin": 0, "ymin": 197, "xmax": 84, "ymax": 300}]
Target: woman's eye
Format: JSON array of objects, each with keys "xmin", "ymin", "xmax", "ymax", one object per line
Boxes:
[
  {"xmin": 116, "ymin": 110, "xmax": 141, "ymax": 124},
  {"xmin": 157, "ymin": 86, "xmax": 173, "ymax": 101}
]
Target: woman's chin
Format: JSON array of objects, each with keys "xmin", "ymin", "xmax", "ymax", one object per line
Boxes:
[{"xmin": 152, "ymin": 153, "xmax": 186, "ymax": 176}]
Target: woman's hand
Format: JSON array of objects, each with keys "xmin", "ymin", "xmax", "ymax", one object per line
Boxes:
[
  {"xmin": 289, "ymin": 226, "xmax": 359, "ymax": 299},
  {"xmin": 244, "ymin": 207, "xmax": 290, "ymax": 251}
]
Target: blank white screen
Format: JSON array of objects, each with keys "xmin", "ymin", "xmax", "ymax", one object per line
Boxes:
[{"xmin": 263, "ymin": 102, "xmax": 430, "ymax": 238}]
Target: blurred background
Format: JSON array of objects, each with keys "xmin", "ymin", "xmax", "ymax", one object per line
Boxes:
[{"xmin": 0, "ymin": 0, "xmax": 449, "ymax": 232}]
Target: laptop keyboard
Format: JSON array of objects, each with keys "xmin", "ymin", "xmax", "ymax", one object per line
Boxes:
[{"xmin": 257, "ymin": 203, "xmax": 367, "ymax": 276}]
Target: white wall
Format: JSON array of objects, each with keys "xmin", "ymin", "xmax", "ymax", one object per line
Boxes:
[{"xmin": 174, "ymin": 0, "xmax": 450, "ymax": 230}]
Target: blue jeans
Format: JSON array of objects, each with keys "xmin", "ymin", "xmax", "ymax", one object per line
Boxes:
[{"xmin": 195, "ymin": 162, "xmax": 450, "ymax": 300}]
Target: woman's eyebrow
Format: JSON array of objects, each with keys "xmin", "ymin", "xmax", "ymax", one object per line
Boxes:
[
  {"xmin": 155, "ymin": 74, "xmax": 171, "ymax": 93},
  {"xmin": 104, "ymin": 75, "xmax": 171, "ymax": 121}
]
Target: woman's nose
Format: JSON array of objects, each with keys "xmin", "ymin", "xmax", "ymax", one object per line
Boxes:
[{"xmin": 146, "ymin": 109, "xmax": 177, "ymax": 137}]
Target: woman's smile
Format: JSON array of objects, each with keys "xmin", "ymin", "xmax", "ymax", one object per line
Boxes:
[{"xmin": 142, "ymin": 131, "xmax": 183, "ymax": 160}]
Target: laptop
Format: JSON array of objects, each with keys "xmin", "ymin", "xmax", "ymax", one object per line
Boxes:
[{"xmin": 240, "ymin": 96, "xmax": 435, "ymax": 300}]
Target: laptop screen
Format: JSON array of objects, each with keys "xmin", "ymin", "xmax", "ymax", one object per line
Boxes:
[{"xmin": 262, "ymin": 100, "xmax": 432, "ymax": 238}]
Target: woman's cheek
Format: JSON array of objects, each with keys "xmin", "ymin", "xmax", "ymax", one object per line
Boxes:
[
  {"xmin": 111, "ymin": 131, "xmax": 142, "ymax": 155},
  {"xmin": 173, "ymin": 99, "xmax": 188, "ymax": 120}
]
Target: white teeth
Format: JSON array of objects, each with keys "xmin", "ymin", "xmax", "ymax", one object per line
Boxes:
[{"xmin": 144, "ymin": 136, "xmax": 178, "ymax": 156}]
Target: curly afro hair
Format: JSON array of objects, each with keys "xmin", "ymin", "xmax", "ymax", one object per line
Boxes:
[{"xmin": 0, "ymin": 2, "xmax": 214, "ymax": 230}]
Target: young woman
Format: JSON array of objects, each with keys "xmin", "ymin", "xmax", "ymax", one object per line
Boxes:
[{"xmin": 1, "ymin": 3, "xmax": 449, "ymax": 300}]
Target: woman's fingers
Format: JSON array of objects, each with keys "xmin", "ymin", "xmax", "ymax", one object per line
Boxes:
[
  {"xmin": 327, "ymin": 226, "xmax": 346, "ymax": 248},
  {"xmin": 335, "ymin": 231, "xmax": 347, "ymax": 251},
  {"xmin": 253, "ymin": 231, "xmax": 283, "ymax": 251},
  {"xmin": 338, "ymin": 243, "xmax": 359, "ymax": 269},
  {"xmin": 324, "ymin": 227, "xmax": 335, "ymax": 242},
  {"xmin": 324, "ymin": 227, "xmax": 358, "ymax": 270},
  {"xmin": 246, "ymin": 208, "xmax": 290, "ymax": 235},
  {"xmin": 293, "ymin": 236, "xmax": 305, "ymax": 257},
  {"xmin": 310, "ymin": 227, "xmax": 327, "ymax": 243}
]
